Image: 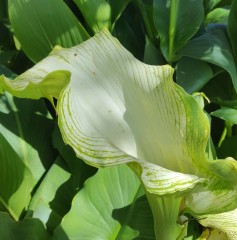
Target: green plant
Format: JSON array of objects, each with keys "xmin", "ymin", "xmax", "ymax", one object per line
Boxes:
[{"xmin": 0, "ymin": 0, "xmax": 237, "ymax": 239}]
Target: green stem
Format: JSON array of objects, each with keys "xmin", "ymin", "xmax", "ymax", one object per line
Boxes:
[
  {"xmin": 168, "ymin": 0, "xmax": 177, "ymax": 62},
  {"xmin": 145, "ymin": 190, "xmax": 186, "ymax": 240},
  {"xmin": 218, "ymin": 121, "xmax": 233, "ymax": 147}
]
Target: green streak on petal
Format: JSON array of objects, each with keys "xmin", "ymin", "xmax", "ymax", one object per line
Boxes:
[
  {"xmin": 0, "ymin": 70, "xmax": 70, "ymax": 103},
  {"xmin": 197, "ymin": 208, "xmax": 237, "ymax": 240}
]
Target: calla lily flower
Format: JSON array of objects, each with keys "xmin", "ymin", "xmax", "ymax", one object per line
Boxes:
[{"xmin": 1, "ymin": 30, "xmax": 237, "ymax": 239}]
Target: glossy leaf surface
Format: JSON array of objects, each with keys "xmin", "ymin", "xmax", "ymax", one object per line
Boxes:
[
  {"xmin": 176, "ymin": 57, "xmax": 213, "ymax": 94},
  {"xmin": 52, "ymin": 165, "xmax": 155, "ymax": 240},
  {"xmin": 180, "ymin": 29, "xmax": 237, "ymax": 91},
  {"xmin": 153, "ymin": 0, "xmax": 204, "ymax": 62},
  {"xmin": 8, "ymin": 0, "xmax": 89, "ymax": 62},
  {"xmin": 0, "ymin": 92, "xmax": 56, "ymax": 219},
  {"xmin": 73, "ymin": 0, "xmax": 111, "ymax": 33}
]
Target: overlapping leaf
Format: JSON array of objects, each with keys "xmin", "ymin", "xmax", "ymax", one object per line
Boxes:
[
  {"xmin": 52, "ymin": 165, "xmax": 154, "ymax": 240},
  {"xmin": 0, "ymin": 92, "xmax": 56, "ymax": 219},
  {"xmin": 180, "ymin": 29, "xmax": 237, "ymax": 91},
  {"xmin": 153, "ymin": 0, "xmax": 204, "ymax": 62},
  {"xmin": 8, "ymin": 0, "xmax": 89, "ymax": 62}
]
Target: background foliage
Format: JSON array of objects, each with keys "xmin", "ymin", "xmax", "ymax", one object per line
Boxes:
[{"xmin": 0, "ymin": 0, "xmax": 236, "ymax": 239}]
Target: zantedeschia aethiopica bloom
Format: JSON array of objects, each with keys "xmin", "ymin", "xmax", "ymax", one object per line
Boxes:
[{"xmin": 1, "ymin": 30, "xmax": 237, "ymax": 239}]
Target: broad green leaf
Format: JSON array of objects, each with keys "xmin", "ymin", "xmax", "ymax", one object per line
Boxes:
[
  {"xmin": 28, "ymin": 158, "xmax": 71, "ymax": 231},
  {"xmin": 0, "ymin": 92, "xmax": 56, "ymax": 181},
  {"xmin": 212, "ymin": 99, "xmax": 237, "ymax": 109},
  {"xmin": 176, "ymin": 57, "xmax": 213, "ymax": 94},
  {"xmin": 202, "ymin": 71, "xmax": 233, "ymax": 102},
  {"xmin": 0, "ymin": 132, "xmax": 32, "ymax": 219},
  {"xmin": 144, "ymin": 37, "xmax": 166, "ymax": 65},
  {"xmin": 153, "ymin": 0, "xmax": 204, "ymax": 62},
  {"xmin": 8, "ymin": 0, "xmax": 89, "ymax": 62},
  {"xmin": 228, "ymin": 0, "xmax": 237, "ymax": 60},
  {"xmin": 211, "ymin": 107, "xmax": 237, "ymax": 124},
  {"xmin": 28, "ymin": 127, "xmax": 96, "ymax": 232},
  {"xmin": 204, "ymin": 0, "xmax": 222, "ymax": 12},
  {"xmin": 112, "ymin": 195, "xmax": 155, "ymax": 239},
  {"xmin": 0, "ymin": 212, "xmax": 50, "ymax": 240},
  {"xmin": 108, "ymin": 0, "xmax": 132, "ymax": 25},
  {"xmin": 205, "ymin": 7, "xmax": 230, "ymax": 25},
  {"xmin": 0, "ymin": 92, "xmax": 56, "ymax": 219},
  {"xmin": 52, "ymin": 165, "xmax": 154, "ymax": 240},
  {"xmin": 112, "ymin": 5, "xmax": 145, "ymax": 60},
  {"xmin": 136, "ymin": 0, "xmax": 157, "ymax": 42},
  {"xmin": 52, "ymin": 124, "xmax": 97, "ymax": 178},
  {"xmin": 73, "ymin": 0, "xmax": 111, "ymax": 33},
  {"xmin": 180, "ymin": 29, "xmax": 237, "ymax": 91}
]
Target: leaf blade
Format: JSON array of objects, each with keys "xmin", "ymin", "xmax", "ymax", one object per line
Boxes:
[
  {"xmin": 8, "ymin": 0, "xmax": 89, "ymax": 62},
  {"xmin": 52, "ymin": 165, "xmax": 154, "ymax": 240},
  {"xmin": 153, "ymin": 0, "xmax": 204, "ymax": 62}
]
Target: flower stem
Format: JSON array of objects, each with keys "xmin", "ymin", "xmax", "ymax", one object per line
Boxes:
[{"xmin": 145, "ymin": 190, "xmax": 186, "ymax": 240}]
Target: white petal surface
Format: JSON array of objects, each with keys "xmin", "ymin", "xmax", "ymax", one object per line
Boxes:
[
  {"xmin": 140, "ymin": 162, "xmax": 205, "ymax": 194},
  {"xmin": 0, "ymin": 30, "xmax": 212, "ymax": 196},
  {"xmin": 57, "ymin": 30, "xmax": 210, "ymax": 178}
]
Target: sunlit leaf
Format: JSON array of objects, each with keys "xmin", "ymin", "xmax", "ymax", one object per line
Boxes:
[
  {"xmin": 73, "ymin": 0, "xmax": 111, "ymax": 33},
  {"xmin": 28, "ymin": 128, "xmax": 96, "ymax": 232},
  {"xmin": 52, "ymin": 165, "xmax": 154, "ymax": 240},
  {"xmin": 0, "ymin": 92, "xmax": 56, "ymax": 219},
  {"xmin": 28, "ymin": 157, "xmax": 71, "ymax": 231},
  {"xmin": 8, "ymin": 0, "xmax": 89, "ymax": 62},
  {"xmin": 0, "ymin": 132, "xmax": 32, "ymax": 219},
  {"xmin": 205, "ymin": 7, "xmax": 230, "ymax": 25}
]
